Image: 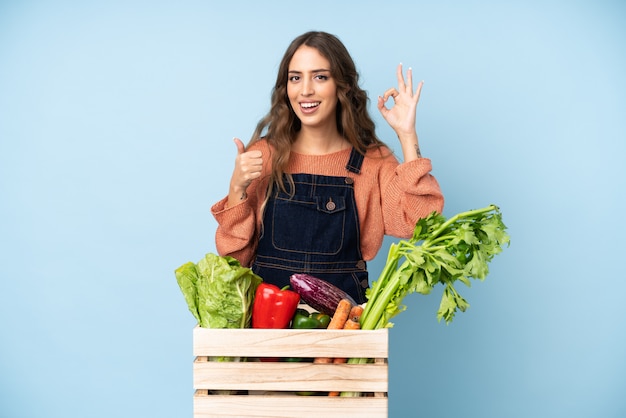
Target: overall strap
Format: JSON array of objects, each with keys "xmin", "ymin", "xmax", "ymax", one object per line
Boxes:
[{"xmin": 345, "ymin": 147, "xmax": 364, "ymax": 174}]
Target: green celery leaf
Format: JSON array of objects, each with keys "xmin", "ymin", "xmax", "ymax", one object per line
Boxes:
[
  {"xmin": 361, "ymin": 204, "xmax": 509, "ymax": 329},
  {"xmin": 437, "ymin": 286, "xmax": 457, "ymax": 323}
]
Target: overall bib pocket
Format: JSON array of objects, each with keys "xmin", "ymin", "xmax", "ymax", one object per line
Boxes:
[{"xmin": 271, "ymin": 194, "xmax": 346, "ymax": 254}]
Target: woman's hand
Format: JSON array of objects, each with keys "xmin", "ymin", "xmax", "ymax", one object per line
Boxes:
[
  {"xmin": 377, "ymin": 64, "xmax": 423, "ymax": 161},
  {"xmin": 227, "ymin": 137, "xmax": 263, "ymax": 207}
]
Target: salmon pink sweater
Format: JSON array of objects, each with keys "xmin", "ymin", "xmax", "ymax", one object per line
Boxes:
[{"xmin": 211, "ymin": 140, "xmax": 444, "ymax": 267}]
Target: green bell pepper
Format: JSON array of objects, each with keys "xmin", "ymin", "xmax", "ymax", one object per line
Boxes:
[
  {"xmin": 291, "ymin": 308, "xmax": 331, "ymax": 329},
  {"xmin": 285, "ymin": 309, "xmax": 332, "ymax": 369}
]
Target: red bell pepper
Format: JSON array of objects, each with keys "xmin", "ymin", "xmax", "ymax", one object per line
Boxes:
[{"xmin": 252, "ymin": 283, "xmax": 300, "ymax": 329}]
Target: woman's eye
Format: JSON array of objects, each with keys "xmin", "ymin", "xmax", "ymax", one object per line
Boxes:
[
  {"xmin": 289, "ymin": 75, "xmax": 300, "ymax": 82},
  {"xmin": 315, "ymin": 74, "xmax": 329, "ymax": 81}
]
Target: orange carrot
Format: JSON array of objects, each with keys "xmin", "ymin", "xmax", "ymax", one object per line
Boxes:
[
  {"xmin": 347, "ymin": 306, "xmax": 363, "ymax": 324},
  {"xmin": 327, "ymin": 318, "xmax": 361, "ymax": 372},
  {"xmin": 313, "ymin": 299, "xmax": 353, "ymax": 365},
  {"xmin": 313, "ymin": 357, "xmax": 333, "ymax": 364},
  {"xmin": 343, "ymin": 318, "xmax": 361, "ymax": 330},
  {"xmin": 348, "ymin": 305, "xmax": 364, "ymax": 323},
  {"xmin": 327, "ymin": 299, "xmax": 352, "ymax": 329},
  {"xmin": 328, "ymin": 355, "xmax": 350, "ymax": 396}
]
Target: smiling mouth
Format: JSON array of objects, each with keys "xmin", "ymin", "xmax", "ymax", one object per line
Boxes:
[{"xmin": 300, "ymin": 102, "xmax": 320, "ymax": 109}]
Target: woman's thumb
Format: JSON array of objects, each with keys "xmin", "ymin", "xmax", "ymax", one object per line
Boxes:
[{"xmin": 233, "ymin": 137, "xmax": 245, "ymax": 154}]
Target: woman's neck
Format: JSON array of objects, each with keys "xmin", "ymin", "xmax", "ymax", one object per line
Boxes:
[{"xmin": 292, "ymin": 127, "xmax": 349, "ymax": 155}]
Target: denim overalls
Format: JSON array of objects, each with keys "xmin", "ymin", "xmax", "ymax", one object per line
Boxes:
[{"xmin": 251, "ymin": 148, "xmax": 368, "ymax": 303}]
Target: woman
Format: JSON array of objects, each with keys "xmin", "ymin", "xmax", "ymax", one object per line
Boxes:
[{"xmin": 211, "ymin": 31, "xmax": 444, "ymax": 303}]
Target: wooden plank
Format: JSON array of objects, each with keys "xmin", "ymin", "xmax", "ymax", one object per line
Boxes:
[
  {"xmin": 193, "ymin": 392, "xmax": 387, "ymax": 418},
  {"xmin": 193, "ymin": 360, "xmax": 388, "ymax": 392},
  {"xmin": 191, "ymin": 327, "xmax": 390, "ymax": 416},
  {"xmin": 192, "ymin": 327, "xmax": 388, "ymax": 358}
]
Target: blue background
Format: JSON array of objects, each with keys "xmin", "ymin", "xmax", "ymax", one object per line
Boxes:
[{"xmin": 1, "ymin": 1, "xmax": 625, "ymax": 417}]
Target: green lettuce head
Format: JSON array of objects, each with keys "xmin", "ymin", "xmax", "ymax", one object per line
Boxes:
[{"xmin": 175, "ymin": 253, "xmax": 262, "ymax": 329}]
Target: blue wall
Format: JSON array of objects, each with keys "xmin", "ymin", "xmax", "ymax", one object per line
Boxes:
[{"xmin": 1, "ymin": 1, "xmax": 624, "ymax": 417}]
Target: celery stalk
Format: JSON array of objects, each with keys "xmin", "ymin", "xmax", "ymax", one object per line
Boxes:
[{"xmin": 361, "ymin": 204, "xmax": 509, "ymax": 329}]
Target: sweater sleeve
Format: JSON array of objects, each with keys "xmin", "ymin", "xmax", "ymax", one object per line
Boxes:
[
  {"xmin": 210, "ymin": 196, "xmax": 258, "ymax": 267},
  {"xmin": 210, "ymin": 140, "xmax": 271, "ymax": 267},
  {"xmin": 379, "ymin": 152, "xmax": 444, "ymax": 238}
]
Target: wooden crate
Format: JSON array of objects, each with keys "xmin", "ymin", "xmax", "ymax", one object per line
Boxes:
[{"xmin": 192, "ymin": 326, "xmax": 389, "ymax": 418}]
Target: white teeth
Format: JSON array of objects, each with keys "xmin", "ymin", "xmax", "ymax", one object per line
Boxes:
[{"xmin": 301, "ymin": 102, "xmax": 320, "ymax": 108}]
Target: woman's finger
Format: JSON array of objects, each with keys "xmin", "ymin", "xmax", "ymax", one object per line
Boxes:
[
  {"xmin": 383, "ymin": 87, "xmax": 399, "ymax": 102},
  {"xmin": 233, "ymin": 137, "xmax": 245, "ymax": 154},
  {"xmin": 396, "ymin": 63, "xmax": 406, "ymax": 91},
  {"xmin": 413, "ymin": 80, "xmax": 424, "ymax": 104},
  {"xmin": 405, "ymin": 67, "xmax": 413, "ymax": 95}
]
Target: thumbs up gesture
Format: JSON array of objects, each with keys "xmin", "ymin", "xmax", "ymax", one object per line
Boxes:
[{"xmin": 228, "ymin": 138, "xmax": 263, "ymax": 205}]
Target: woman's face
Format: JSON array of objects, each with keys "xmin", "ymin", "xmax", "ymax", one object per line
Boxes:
[{"xmin": 287, "ymin": 45, "xmax": 339, "ymax": 131}]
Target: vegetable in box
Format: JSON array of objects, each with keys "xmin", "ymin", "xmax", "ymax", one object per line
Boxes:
[{"xmin": 175, "ymin": 253, "xmax": 262, "ymax": 329}]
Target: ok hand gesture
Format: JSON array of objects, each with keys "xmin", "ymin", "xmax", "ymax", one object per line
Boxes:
[{"xmin": 377, "ymin": 63, "xmax": 424, "ymax": 160}]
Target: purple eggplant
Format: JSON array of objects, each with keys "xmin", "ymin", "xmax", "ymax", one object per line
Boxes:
[{"xmin": 289, "ymin": 273, "xmax": 357, "ymax": 316}]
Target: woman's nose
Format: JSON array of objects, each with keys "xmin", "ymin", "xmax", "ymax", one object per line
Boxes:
[{"xmin": 301, "ymin": 78, "xmax": 314, "ymax": 96}]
